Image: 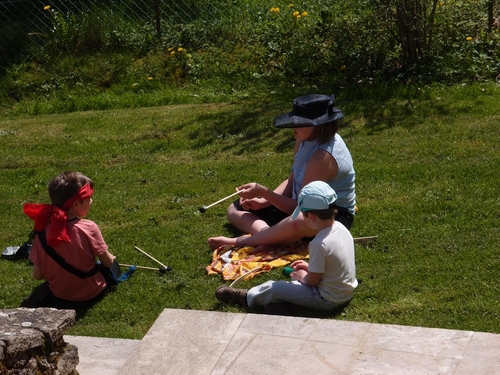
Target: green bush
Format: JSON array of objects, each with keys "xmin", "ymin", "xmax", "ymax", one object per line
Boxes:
[
  {"xmin": 1, "ymin": 0, "xmax": 499, "ymax": 114},
  {"xmin": 368, "ymin": 0, "xmax": 499, "ymax": 82},
  {"xmin": 39, "ymin": 5, "xmax": 156, "ymax": 56}
]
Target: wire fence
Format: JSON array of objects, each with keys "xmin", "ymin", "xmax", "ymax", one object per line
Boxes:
[
  {"xmin": 1, "ymin": 0, "xmax": 228, "ymax": 33},
  {"xmin": 0, "ymin": 0, "xmax": 237, "ymax": 62},
  {"xmin": 1, "ymin": 0, "xmax": 499, "ymax": 82}
]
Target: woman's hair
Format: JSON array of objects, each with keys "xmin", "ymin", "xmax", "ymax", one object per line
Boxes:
[
  {"xmin": 310, "ymin": 120, "xmax": 340, "ymax": 144},
  {"xmin": 48, "ymin": 171, "xmax": 93, "ymax": 208}
]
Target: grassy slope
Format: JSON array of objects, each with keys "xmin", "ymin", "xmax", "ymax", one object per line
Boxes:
[{"xmin": 1, "ymin": 83, "xmax": 499, "ymax": 338}]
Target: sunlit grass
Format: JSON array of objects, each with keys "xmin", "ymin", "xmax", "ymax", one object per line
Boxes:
[{"xmin": 1, "ymin": 83, "xmax": 499, "ymax": 338}]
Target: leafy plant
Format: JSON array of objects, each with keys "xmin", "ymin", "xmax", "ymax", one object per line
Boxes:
[
  {"xmin": 368, "ymin": 0, "xmax": 499, "ymax": 82},
  {"xmin": 1, "ymin": 0, "xmax": 499, "ymax": 115}
]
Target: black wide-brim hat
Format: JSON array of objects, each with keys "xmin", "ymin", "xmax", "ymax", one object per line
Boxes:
[{"xmin": 273, "ymin": 94, "xmax": 344, "ymax": 128}]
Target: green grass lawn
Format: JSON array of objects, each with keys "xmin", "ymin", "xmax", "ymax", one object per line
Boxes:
[{"xmin": 1, "ymin": 83, "xmax": 499, "ymax": 338}]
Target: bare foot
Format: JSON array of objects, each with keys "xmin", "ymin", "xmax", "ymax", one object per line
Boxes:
[
  {"xmin": 207, "ymin": 234, "xmax": 251, "ymax": 250},
  {"xmin": 207, "ymin": 236, "xmax": 237, "ymax": 249}
]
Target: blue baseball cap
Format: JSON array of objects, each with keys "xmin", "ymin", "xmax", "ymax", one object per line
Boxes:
[{"xmin": 291, "ymin": 181, "xmax": 338, "ymax": 219}]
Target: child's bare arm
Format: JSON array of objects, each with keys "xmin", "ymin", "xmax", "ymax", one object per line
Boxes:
[
  {"xmin": 32, "ymin": 265, "xmax": 44, "ymax": 280},
  {"xmin": 290, "ymin": 270, "xmax": 321, "ymax": 286},
  {"xmin": 98, "ymin": 250, "xmax": 116, "ymax": 268}
]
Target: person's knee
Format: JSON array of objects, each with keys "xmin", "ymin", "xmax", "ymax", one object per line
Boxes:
[
  {"xmin": 226, "ymin": 203, "xmax": 240, "ymax": 223},
  {"xmin": 247, "ymin": 280, "xmax": 274, "ymax": 306}
]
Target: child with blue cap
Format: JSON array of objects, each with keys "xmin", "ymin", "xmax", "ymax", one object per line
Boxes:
[
  {"xmin": 216, "ymin": 180, "xmax": 358, "ymax": 311},
  {"xmin": 208, "ymin": 93, "xmax": 355, "ymax": 252}
]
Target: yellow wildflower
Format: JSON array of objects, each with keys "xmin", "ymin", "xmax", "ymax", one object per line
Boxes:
[
  {"xmin": 296, "ymin": 15, "xmax": 301, "ymax": 19},
  {"xmin": 170, "ymin": 51, "xmax": 175, "ymax": 55},
  {"xmin": 148, "ymin": 77, "xmax": 153, "ymax": 81},
  {"xmin": 178, "ymin": 47, "xmax": 184, "ymax": 52},
  {"xmin": 289, "ymin": 4, "xmax": 294, "ymax": 7},
  {"xmin": 301, "ymin": 11, "xmax": 308, "ymax": 17},
  {"xmin": 293, "ymin": 11, "xmax": 299, "ymax": 17},
  {"xmin": 44, "ymin": 5, "xmax": 50, "ymax": 10},
  {"xmin": 270, "ymin": 7, "xmax": 280, "ymax": 13},
  {"xmin": 168, "ymin": 47, "xmax": 174, "ymax": 51},
  {"xmin": 466, "ymin": 36, "xmax": 472, "ymax": 41}
]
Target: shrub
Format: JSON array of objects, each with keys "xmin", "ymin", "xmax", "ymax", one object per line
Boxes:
[
  {"xmin": 369, "ymin": 0, "xmax": 499, "ymax": 82},
  {"xmin": 1, "ymin": 0, "xmax": 499, "ymax": 114}
]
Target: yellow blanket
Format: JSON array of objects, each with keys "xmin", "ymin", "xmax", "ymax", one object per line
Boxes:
[{"xmin": 206, "ymin": 242, "xmax": 309, "ymax": 281}]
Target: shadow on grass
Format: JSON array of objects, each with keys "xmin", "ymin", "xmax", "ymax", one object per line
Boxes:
[
  {"xmin": 221, "ymin": 222, "xmax": 244, "ymax": 237},
  {"xmin": 186, "ymin": 99, "xmax": 288, "ymax": 155},
  {"xmin": 254, "ymin": 301, "xmax": 351, "ymax": 319},
  {"xmin": 183, "ymin": 83, "xmax": 459, "ymax": 157},
  {"xmin": 19, "ymin": 282, "xmax": 117, "ymax": 322}
]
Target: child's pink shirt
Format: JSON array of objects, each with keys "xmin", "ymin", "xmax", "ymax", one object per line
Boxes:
[{"xmin": 29, "ymin": 218, "xmax": 108, "ymax": 301}]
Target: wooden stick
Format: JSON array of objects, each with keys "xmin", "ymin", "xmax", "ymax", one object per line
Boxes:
[
  {"xmin": 119, "ymin": 263, "xmax": 159, "ymax": 271},
  {"xmin": 134, "ymin": 245, "xmax": 168, "ymax": 269},
  {"xmin": 201, "ymin": 190, "xmax": 241, "ymax": 212},
  {"xmin": 353, "ymin": 236, "xmax": 378, "ymax": 243},
  {"xmin": 229, "ymin": 266, "xmax": 261, "ymax": 287}
]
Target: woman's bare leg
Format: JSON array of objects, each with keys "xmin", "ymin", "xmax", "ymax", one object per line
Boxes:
[
  {"xmin": 208, "ymin": 214, "xmax": 317, "ymax": 250},
  {"xmin": 226, "ymin": 203, "xmax": 270, "ymax": 234}
]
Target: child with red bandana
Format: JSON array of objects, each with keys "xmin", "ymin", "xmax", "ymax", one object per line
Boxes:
[{"xmin": 21, "ymin": 171, "xmax": 116, "ymax": 308}]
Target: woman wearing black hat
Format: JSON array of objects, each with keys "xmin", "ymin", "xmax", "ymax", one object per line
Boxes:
[{"xmin": 208, "ymin": 94, "xmax": 355, "ymax": 250}]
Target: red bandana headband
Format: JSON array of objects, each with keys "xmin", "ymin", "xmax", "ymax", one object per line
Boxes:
[{"xmin": 24, "ymin": 183, "xmax": 94, "ymax": 247}]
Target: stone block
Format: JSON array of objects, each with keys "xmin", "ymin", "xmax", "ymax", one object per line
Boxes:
[{"xmin": 0, "ymin": 308, "xmax": 79, "ymax": 375}]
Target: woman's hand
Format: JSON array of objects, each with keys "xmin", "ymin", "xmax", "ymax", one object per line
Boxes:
[
  {"xmin": 235, "ymin": 178, "xmax": 298, "ymax": 215},
  {"xmin": 236, "ymin": 183, "xmax": 271, "ymax": 210},
  {"xmin": 237, "ymin": 183, "xmax": 266, "ymax": 199},
  {"xmin": 240, "ymin": 197, "xmax": 269, "ymax": 211}
]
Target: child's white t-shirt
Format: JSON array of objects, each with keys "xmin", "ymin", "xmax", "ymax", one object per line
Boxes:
[{"xmin": 307, "ymin": 221, "xmax": 358, "ymax": 304}]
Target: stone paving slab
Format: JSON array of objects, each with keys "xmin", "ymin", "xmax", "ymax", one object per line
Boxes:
[
  {"xmin": 68, "ymin": 308, "xmax": 500, "ymax": 375},
  {"xmin": 65, "ymin": 335, "xmax": 140, "ymax": 375},
  {"xmin": 120, "ymin": 309, "xmax": 246, "ymax": 375}
]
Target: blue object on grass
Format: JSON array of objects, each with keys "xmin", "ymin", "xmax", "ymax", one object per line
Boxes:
[{"xmin": 117, "ymin": 265, "xmax": 136, "ymax": 283}]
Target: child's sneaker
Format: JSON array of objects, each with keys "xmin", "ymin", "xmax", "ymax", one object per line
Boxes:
[{"xmin": 215, "ymin": 286, "xmax": 248, "ymax": 307}]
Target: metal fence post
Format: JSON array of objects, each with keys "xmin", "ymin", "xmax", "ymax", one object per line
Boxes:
[
  {"xmin": 488, "ymin": 1, "xmax": 494, "ymax": 32},
  {"xmin": 154, "ymin": 0, "xmax": 161, "ymax": 39}
]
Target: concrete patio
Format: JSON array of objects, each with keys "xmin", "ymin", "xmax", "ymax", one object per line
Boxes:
[{"xmin": 66, "ymin": 308, "xmax": 500, "ymax": 375}]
